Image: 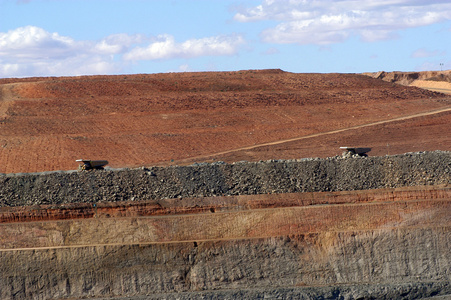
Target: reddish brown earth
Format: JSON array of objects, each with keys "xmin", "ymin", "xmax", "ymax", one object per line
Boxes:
[{"xmin": 1, "ymin": 69, "xmax": 450, "ymax": 173}]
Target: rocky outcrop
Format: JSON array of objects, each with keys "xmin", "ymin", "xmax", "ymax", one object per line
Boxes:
[{"xmin": 364, "ymin": 70, "xmax": 451, "ymax": 86}]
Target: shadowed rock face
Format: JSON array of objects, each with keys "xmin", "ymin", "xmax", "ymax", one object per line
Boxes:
[
  {"xmin": 1, "ymin": 229, "xmax": 450, "ymax": 299},
  {"xmin": 0, "ymin": 151, "xmax": 450, "ymax": 299}
]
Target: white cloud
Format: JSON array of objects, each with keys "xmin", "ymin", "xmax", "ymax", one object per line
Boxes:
[
  {"xmin": 234, "ymin": 0, "xmax": 451, "ymax": 45},
  {"xmin": 411, "ymin": 48, "xmax": 446, "ymax": 58},
  {"xmin": 0, "ymin": 26, "xmax": 79, "ymax": 61},
  {"xmin": 178, "ymin": 64, "xmax": 191, "ymax": 72},
  {"xmin": 94, "ymin": 33, "xmax": 146, "ymax": 55},
  {"xmin": 166, "ymin": 64, "xmax": 195, "ymax": 73},
  {"xmin": 123, "ymin": 34, "xmax": 245, "ymax": 61},
  {"xmin": 0, "ymin": 26, "xmax": 245, "ymax": 77},
  {"xmin": 0, "ymin": 26, "xmax": 127, "ymax": 77}
]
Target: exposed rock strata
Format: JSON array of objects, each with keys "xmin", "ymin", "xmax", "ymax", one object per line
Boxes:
[
  {"xmin": 1, "ymin": 190, "xmax": 449, "ymax": 249},
  {"xmin": 1, "ymin": 229, "xmax": 450, "ymax": 299},
  {"xmin": 0, "ymin": 151, "xmax": 450, "ymax": 299},
  {"xmin": 1, "ymin": 185, "xmax": 449, "ymax": 223}
]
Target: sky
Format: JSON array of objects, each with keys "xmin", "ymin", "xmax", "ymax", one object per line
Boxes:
[{"xmin": 1, "ymin": 0, "xmax": 451, "ymax": 78}]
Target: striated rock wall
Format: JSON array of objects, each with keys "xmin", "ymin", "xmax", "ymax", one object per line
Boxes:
[
  {"xmin": 1, "ymin": 151, "xmax": 450, "ymax": 207},
  {"xmin": 1, "ymin": 228, "xmax": 450, "ymax": 299},
  {"xmin": 0, "ymin": 187, "xmax": 449, "ymax": 249}
]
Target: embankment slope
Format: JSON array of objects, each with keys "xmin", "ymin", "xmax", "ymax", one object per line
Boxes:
[{"xmin": 1, "ymin": 70, "xmax": 450, "ymax": 173}]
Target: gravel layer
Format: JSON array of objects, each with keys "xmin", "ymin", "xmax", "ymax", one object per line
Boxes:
[{"xmin": 1, "ymin": 151, "xmax": 449, "ymax": 207}]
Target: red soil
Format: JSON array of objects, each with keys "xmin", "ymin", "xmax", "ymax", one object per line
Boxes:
[{"xmin": 1, "ymin": 69, "xmax": 450, "ymax": 173}]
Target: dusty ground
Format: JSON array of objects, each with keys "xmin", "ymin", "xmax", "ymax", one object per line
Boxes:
[
  {"xmin": 410, "ymin": 80, "xmax": 451, "ymax": 94},
  {"xmin": 0, "ymin": 69, "xmax": 450, "ymax": 173}
]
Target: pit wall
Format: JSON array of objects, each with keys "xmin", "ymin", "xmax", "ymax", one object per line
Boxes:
[
  {"xmin": 2, "ymin": 228, "xmax": 450, "ymax": 299},
  {"xmin": 1, "ymin": 151, "xmax": 450, "ymax": 299},
  {"xmin": 1, "ymin": 184, "xmax": 450, "ymax": 299},
  {"xmin": 1, "ymin": 151, "xmax": 450, "ymax": 207}
]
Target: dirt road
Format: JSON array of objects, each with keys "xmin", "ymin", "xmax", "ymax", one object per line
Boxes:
[
  {"xmin": 174, "ymin": 106, "xmax": 451, "ymax": 164},
  {"xmin": 1, "ymin": 71, "xmax": 449, "ymax": 173}
]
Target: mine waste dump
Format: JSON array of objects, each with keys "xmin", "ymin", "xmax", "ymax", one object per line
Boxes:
[{"xmin": 0, "ymin": 151, "xmax": 450, "ymax": 299}]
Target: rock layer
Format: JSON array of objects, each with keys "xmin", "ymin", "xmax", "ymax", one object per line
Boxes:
[
  {"xmin": 1, "ymin": 151, "xmax": 450, "ymax": 207},
  {"xmin": 1, "ymin": 228, "xmax": 450, "ymax": 299}
]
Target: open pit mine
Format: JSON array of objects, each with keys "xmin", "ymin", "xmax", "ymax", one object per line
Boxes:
[{"xmin": 0, "ymin": 151, "xmax": 450, "ymax": 299}]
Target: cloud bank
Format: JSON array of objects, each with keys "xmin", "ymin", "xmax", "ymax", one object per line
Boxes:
[
  {"xmin": 0, "ymin": 26, "xmax": 136, "ymax": 77},
  {"xmin": 0, "ymin": 26, "xmax": 244, "ymax": 77},
  {"xmin": 234, "ymin": 0, "xmax": 451, "ymax": 45},
  {"xmin": 123, "ymin": 34, "xmax": 244, "ymax": 61}
]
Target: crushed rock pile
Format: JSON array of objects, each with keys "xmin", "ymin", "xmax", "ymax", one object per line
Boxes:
[{"xmin": 1, "ymin": 151, "xmax": 449, "ymax": 207}]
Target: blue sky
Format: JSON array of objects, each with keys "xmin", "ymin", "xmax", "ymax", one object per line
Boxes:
[{"xmin": 1, "ymin": 0, "xmax": 450, "ymax": 77}]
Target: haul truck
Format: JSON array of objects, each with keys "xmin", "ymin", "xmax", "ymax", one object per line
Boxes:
[
  {"xmin": 340, "ymin": 147, "xmax": 371, "ymax": 157},
  {"xmin": 76, "ymin": 159, "xmax": 108, "ymax": 170}
]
